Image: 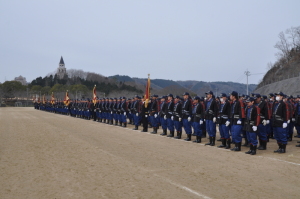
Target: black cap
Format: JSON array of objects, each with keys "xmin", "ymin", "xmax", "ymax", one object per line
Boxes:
[
  {"xmin": 239, "ymin": 93, "xmax": 245, "ymax": 98},
  {"xmin": 175, "ymin": 95, "xmax": 180, "ymax": 99},
  {"xmin": 275, "ymin": 91, "xmax": 284, "ymax": 96},
  {"xmin": 219, "ymin": 93, "xmax": 227, "ymax": 98},
  {"xmin": 253, "ymin": 94, "xmax": 261, "ymax": 99},
  {"xmin": 153, "ymin": 94, "xmax": 158, "ymax": 97},
  {"xmin": 230, "ymin": 91, "xmax": 238, "ymax": 98},
  {"xmin": 193, "ymin": 96, "xmax": 200, "ymax": 101},
  {"xmin": 182, "ymin": 92, "xmax": 189, "ymax": 96},
  {"xmin": 269, "ymin": 93, "xmax": 274, "ymax": 98},
  {"xmin": 246, "ymin": 97, "xmax": 255, "ymax": 103},
  {"xmin": 205, "ymin": 91, "xmax": 213, "ymax": 95},
  {"xmin": 167, "ymin": 94, "xmax": 174, "ymax": 98},
  {"xmin": 262, "ymin": 95, "xmax": 267, "ymax": 100}
]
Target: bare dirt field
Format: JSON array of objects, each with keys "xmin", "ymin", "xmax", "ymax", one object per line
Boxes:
[{"xmin": 1, "ymin": 107, "xmax": 300, "ymax": 199}]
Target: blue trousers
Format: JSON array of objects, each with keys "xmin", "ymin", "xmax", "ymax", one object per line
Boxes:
[
  {"xmin": 160, "ymin": 117, "xmax": 167, "ymax": 130},
  {"xmin": 192, "ymin": 122, "xmax": 202, "ymax": 136},
  {"xmin": 121, "ymin": 114, "xmax": 127, "ymax": 123},
  {"xmin": 246, "ymin": 132, "xmax": 258, "ymax": 146},
  {"xmin": 295, "ymin": 125, "xmax": 300, "ymax": 137},
  {"xmin": 206, "ymin": 120, "xmax": 216, "ymax": 137},
  {"xmin": 273, "ymin": 127, "xmax": 287, "ymax": 144},
  {"xmin": 167, "ymin": 118, "xmax": 174, "ymax": 131},
  {"xmin": 231, "ymin": 125, "xmax": 243, "ymax": 143},
  {"xmin": 150, "ymin": 115, "xmax": 159, "ymax": 127},
  {"xmin": 257, "ymin": 124, "xmax": 267, "ymax": 141},
  {"xmin": 219, "ymin": 124, "xmax": 230, "ymax": 139},
  {"xmin": 174, "ymin": 121, "xmax": 182, "ymax": 132},
  {"xmin": 133, "ymin": 114, "xmax": 141, "ymax": 126},
  {"xmin": 183, "ymin": 119, "xmax": 192, "ymax": 134}
]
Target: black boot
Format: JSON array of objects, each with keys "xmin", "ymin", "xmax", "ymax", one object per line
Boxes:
[
  {"xmin": 193, "ymin": 136, "xmax": 201, "ymax": 143},
  {"xmin": 210, "ymin": 137, "xmax": 215, "ymax": 146},
  {"xmin": 274, "ymin": 143, "xmax": 281, "ymax": 153},
  {"xmin": 160, "ymin": 129, "xmax": 167, "ymax": 136},
  {"xmin": 123, "ymin": 123, "xmax": 127, "ymax": 128},
  {"xmin": 167, "ymin": 131, "xmax": 174, "ymax": 137},
  {"xmin": 218, "ymin": 139, "xmax": 226, "ymax": 148},
  {"xmin": 133, "ymin": 125, "xmax": 138, "ymax": 130},
  {"xmin": 141, "ymin": 128, "xmax": 147, "ymax": 132},
  {"xmin": 296, "ymin": 144, "xmax": 300, "ymax": 147},
  {"xmin": 242, "ymin": 137, "xmax": 249, "ymax": 147},
  {"xmin": 205, "ymin": 136, "xmax": 212, "ymax": 145},
  {"xmin": 232, "ymin": 142, "xmax": 241, "ymax": 151},
  {"xmin": 258, "ymin": 140, "xmax": 267, "ymax": 150},
  {"xmin": 279, "ymin": 144, "xmax": 286, "ymax": 153},
  {"xmin": 151, "ymin": 127, "xmax": 157, "ymax": 134},
  {"xmin": 184, "ymin": 134, "xmax": 192, "ymax": 141},
  {"xmin": 202, "ymin": 130, "xmax": 207, "ymax": 138},
  {"xmin": 174, "ymin": 131, "xmax": 182, "ymax": 139},
  {"xmin": 251, "ymin": 145, "xmax": 257, "ymax": 155},
  {"xmin": 225, "ymin": 139, "xmax": 231, "ymax": 149},
  {"xmin": 192, "ymin": 131, "xmax": 196, "ymax": 136},
  {"xmin": 245, "ymin": 144, "xmax": 253, "ymax": 154},
  {"xmin": 119, "ymin": 122, "xmax": 123, "ymax": 126}
]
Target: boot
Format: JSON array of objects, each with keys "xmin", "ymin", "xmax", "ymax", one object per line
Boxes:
[
  {"xmin": 123, "ymin": 123, "xmax": 127, "ymax": 128},
  {"xmin": 133, "ymin": 125, "xmax": 138, "ymax": 130},
  {"xmin": 296, "ymin": 144, "xmax": 300, "ymax": 147},
  {"xmin": 184, "ymin": 134, "xmax": 191, "ymax": 141},
  {"xmin": 217, "ymin": 138, "xmax": 222, "ymax": 142},
  {"xmin": 258, "ymin": 140, "xmax": 267, "ymax": 150},
  {"xmin": 210, "ymin": 137, "xmax": 215, "ymax": 146},
  {"xmin": 174, "ymin": 131, "xmax": 182, "ymax": 139},
  {"xmin": 245, "ymin": 144, "xmax": 253, "ymax": 154},
  {"xmin": 151, "ymin": 127, "xmax": 157, "ymax": 134},
  {"xmin": 218, "ymin": 139, "xmax": 226, "ymax": 148},
  {"xmin": 232, "ymin": 142, "xmax": 241, "ymax": 151},
  {"xmin": 115, "ymin": 121, "xmax": 118, "ymax": 126},
  {"xmin": 242, "ymin": 137, "xmax": 249, "ymax": 147},
  {"xmin": 230, "ymin": 143, "xmax": 237, "ymax": 151},
  {"xmin": 192, "ymin": 131, "xmax": 196, "ymax": 136},
  {"xmin": 279, "ymin": 144, "xmax": 286, "ymax": 153},
  {"xmin": 141, "ymin": 129, "xmax": 147, "ymax": 132},
  {"xmin": 119, "ymin": 122, "xmax": 123, "ymax": 126},
  {"xmin": 251, "ymin": 145, "xmax": 257, "ymax": 155},
  {"xmin": 225, "ymin": 139, "xmax": 231, "ymax": 149},
  {"xmin": 274, "ymin": 143, "xmax": 281, "ymax": 153},
  {"xmin": 205, "ymin": 137, "xmax": 212, "ymax": 145},
  {"xmin": 167, "ymin": 131, "xmax": 174, "ymax": 137},
  {"xmin": 298, "ymin": 141, "xmax": 300, "ymax": 143},
  {"xmin": 160, "ymin": 129, "xmax": 167, "ymax": 136},
  {"xmin": 202, "ymin": 130, "xmax": 207, "ymax": 138},
  {"xmin": 193, "ymin": 136, "xmax": 201, "ymax": 143}
]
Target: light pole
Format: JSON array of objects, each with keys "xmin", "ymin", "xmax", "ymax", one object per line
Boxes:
[{"xmin": 244, "ymin": 69, "xmax": 250, "ymax": 95}]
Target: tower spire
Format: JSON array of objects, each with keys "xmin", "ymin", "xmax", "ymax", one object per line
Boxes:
[{"xmin": 59, "ymin": 56, "xmax": 65, "ymax": 65}]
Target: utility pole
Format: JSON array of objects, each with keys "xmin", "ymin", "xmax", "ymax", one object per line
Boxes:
[{"xmin": 244, "ymin": 69, "xmax": 250, "ymax": 95}]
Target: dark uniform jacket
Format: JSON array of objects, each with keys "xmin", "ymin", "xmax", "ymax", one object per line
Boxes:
[
  {"xmin": 192, "ymin": 102, "xmax": 205, "ymax": 122},
  {"xmin": 230, "ymin": 100, "xmax": 245, "ymax": 125},
  {"xmin": 218, "ymin": 100, "xmax": 231, "ymax": 125},
  {"xmin": 243, "ymin": 105, "xmax": 259, "ymax": 132},
  {"xmin": 182, "ymin": 99, "xmax": 192, "ymax": 119},
  {"xmin": 159, "ymin": 101, "xmax": 168, "ymax": 118},
  {"xmin": 172, "ymin": 101, "xmax": 182, "ymax": 121},
  {"xmin": 272, "ymin": 100, "xmax": 287, "ymax": 127},
  {"xmin": 205, "ymin": 98, "xmax": 219, "ymax": 120}
]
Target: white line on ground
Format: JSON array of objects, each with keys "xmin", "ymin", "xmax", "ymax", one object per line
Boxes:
[{"xmin": 153, "ymin": 174, "xmax": 212, "ymax": 199}]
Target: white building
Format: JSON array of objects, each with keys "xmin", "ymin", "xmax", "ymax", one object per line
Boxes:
[
  {"xmin": 56, "ymin": 56, "xmax": 67, "ymax": 79},
  {"xmin": 14, "ymin": 75, "xmax": 27, "ymax": 85}
]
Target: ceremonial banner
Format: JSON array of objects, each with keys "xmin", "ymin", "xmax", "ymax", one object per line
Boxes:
[
  {"xmin": 144, "ymin": 74, "xmax": 151, "ymax": 108},
  {"xmin": 93, "ymin": 85, "xmax": 97, "ymax": 105},
  {"xmin": 64, "ymin": 90, "xmax": 70, "ymax": 106}
]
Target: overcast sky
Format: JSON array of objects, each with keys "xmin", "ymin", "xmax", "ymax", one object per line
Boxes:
[{"xmin": 1, "ymin": 0, "xmax": 299, "ymax": 85}]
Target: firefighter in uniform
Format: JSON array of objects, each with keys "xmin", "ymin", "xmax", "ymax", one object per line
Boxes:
[{"xmin": 204, "ymin": 91, "xmax": 219, "ymax": 146}]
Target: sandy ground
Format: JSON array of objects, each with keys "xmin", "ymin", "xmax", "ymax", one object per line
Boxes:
[{"xmin": 1, "ymin": 107, "xmax": 300, "ymax": 199}]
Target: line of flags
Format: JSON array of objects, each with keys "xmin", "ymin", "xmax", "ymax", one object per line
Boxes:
[{"xmin": 31, "ymin": 74, "xmax": 152, "ymax": 104}]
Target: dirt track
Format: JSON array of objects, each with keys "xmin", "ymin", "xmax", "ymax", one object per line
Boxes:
[{"xmin": 1, "ymin": 107, "xmax": 300, "ymax": 199}]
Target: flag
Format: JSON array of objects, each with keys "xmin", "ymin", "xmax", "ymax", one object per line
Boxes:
[
  {"xmin": 144, "ymin": 74, "xmax": 151, "ymax": 108},
  {"xmin": 64, "ymin": 90, "xmax": 70, "ymax": 106},
  {"xmin": 51, "ymin": 92, "xmax": 55, "ymax": 104},
  {"xmin": 92, "ymin": 85, "xmax": 97, "ymax": 105},
  {"xmin": 43, "ymin": 94, "xmax": 46, "ymax": 104}
]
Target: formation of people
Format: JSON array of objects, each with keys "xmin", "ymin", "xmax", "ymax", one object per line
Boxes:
[{"xmin": 34, "ymin": 90, "xmax": 300, "ymax": 155}]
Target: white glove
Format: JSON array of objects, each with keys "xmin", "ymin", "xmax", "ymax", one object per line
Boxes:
[
  {"xmin": 145, "ymin": 115, "xmax": 148, "ymax": 118},
  {"xmin": 179, "ymin": 118, "xmax": 182, "ymax": 122},
  {"xmin": 262, "ymin": 120, "xmax": 267, "ymax": 126},
  {"xmin": 124, "ymin": 112, "xmax": 126, "ymax": 116},
  {"xmin": 213, "ymin": 117, "xmax": 216, "ymax": 123},
  {"xmin": 225, "ymin": 121, "xmax": 230, "ymax": 126},
  {"xmin": 292, "ymin": 118, "xmax": 296, "ymax": 122},
  {"xmin": 136, "ymin": 113, "xmax": 139, "ymax": 116},
  {"xmin": 266, "ymin": 120, "xmax": 270, "ymax": 124},
  {"xmin": 283, "ymin": 123, "xmax": 287, "ymax": 128},
  {"xmin": 87, "ymin": 110, "xmax": 89, "ymax": 112},
  {"xmin": 200, "ymin": 120, "xmax": 203, "ymax": 125},
  {"xmin": 111, "ymin": 111, "xmax": 113, "ymax": 114},
  {"xmin": 171, "ymin": 116, "xmax": 174, "ymax": 120},
  {"xmin": 204, "ymin": 119, "xmax": 205, "ymax": 122},
  {"xmin": 129, "ymin": 111, "xmax": 131, "ymax": 114},
  {"xmin": 287, "ymin": 120, "xmax": 290, "ymax": 124},
  {"xmin": 154, "ymin": 114, "xmax": 157, "ymax": 118},
  {"xmin": 94, "ymin": 110, "xmax": 96, "ymax": 112},
  {"xmin": 100, "ymin": 110, "xmax": 101, "ymax": 113},
  {"xmin": 164, "ymin": 115, "xmax": 167, "ymax": 120},
  {"xmin": 237, "ymin": 120, "xmax": 242, "ymax": 125},
  {"xmin": 252, "ymin": 126, "xmax": 257, "ymax": 131},
  {"xmin": 188, "ymin": 117, "xmax": 191, "ymax": 122}
]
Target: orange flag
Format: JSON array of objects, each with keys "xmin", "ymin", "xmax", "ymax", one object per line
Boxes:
[
  {"xmin": 51, "ymin": 92, "xmax": 55, "ymax": 104},
  {"xmin": 144, "ymin": 74, "xmax": 151, "ymax": 108},
  {"xmin": 92, "ymin": 85, "xmax": 97, "ymax": 105},
  {"xmin": 64, "ymin": 90, "xmax": 70, "ymax": 106}
]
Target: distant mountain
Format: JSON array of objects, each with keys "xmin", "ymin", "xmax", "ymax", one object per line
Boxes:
[{"xmin": 108, "ymin": 75, "xmax": 256, "ymax": 97}]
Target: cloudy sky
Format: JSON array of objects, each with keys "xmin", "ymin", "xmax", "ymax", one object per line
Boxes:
[{"xmin": 1, "ymin": 0, "xmax": 299, "ymax": 85}]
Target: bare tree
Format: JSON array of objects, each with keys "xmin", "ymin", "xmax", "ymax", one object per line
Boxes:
[{"xmin": 274, "ymin": 31, "xmax": 291, "ymax": 63}]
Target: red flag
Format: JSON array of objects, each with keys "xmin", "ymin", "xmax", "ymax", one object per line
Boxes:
[
  {"xmin": 144, "ymin": 74, "xmax": 151, "ymax": 108},
  {"xmin": 92, "ymin": 85, "xmax": 97, "ymax": 105}
]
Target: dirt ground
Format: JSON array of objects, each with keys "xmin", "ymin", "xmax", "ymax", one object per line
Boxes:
[{"xmin": 1, "ymin": 107, "xmax": 300, "ymax": 199}]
